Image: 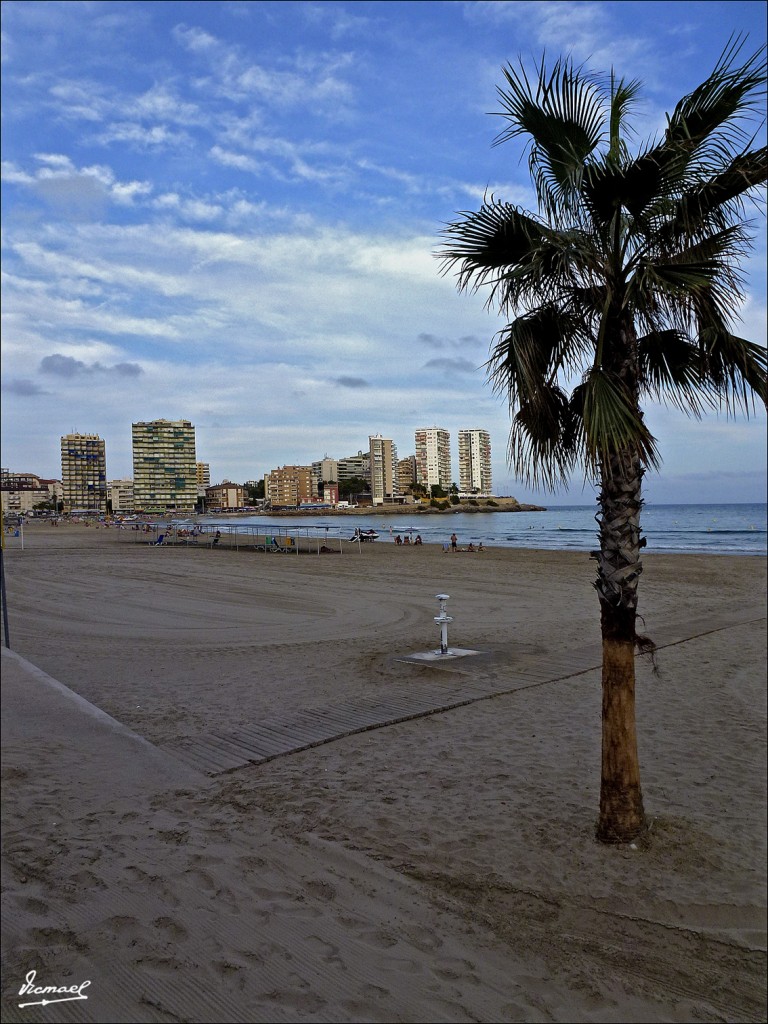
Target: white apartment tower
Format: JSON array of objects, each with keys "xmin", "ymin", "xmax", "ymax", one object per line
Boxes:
[
  {"xmin": 369, "ymin": 435, "xmax": 398, "ymax": 506},
  {"xmin": 458, "ymin": 429, "xmax": 492, "ymax": 496},
  {"xmin": 414, "ymin": 427, "xmax": 451, "ymax": 493},
  {"xmin": 132, "ymin": 419, "xmax": 197, "ymax": 512},
  {"xmin": 60, "ymin": 433, "xmax": 107, "ymax": 512}
]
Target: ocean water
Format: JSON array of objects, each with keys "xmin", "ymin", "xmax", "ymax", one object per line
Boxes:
[{"xmin": 201, "ymin": 503, "xmax": 767, "ymax": 556}]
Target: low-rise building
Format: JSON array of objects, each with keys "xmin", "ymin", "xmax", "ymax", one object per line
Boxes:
[
  {"xmin": 264, "ymin": 465, "xmax": 314, "ymax": 508},
  {"xmin": 398, "ymin": 455, "xmax": 417, "ymax": 496},
  {"xmin": 108, "ymin": 478, "xmax": 134, "ymax": 513},
  {"xmin": 0, "ymin": 470, "xmax": 60, "ymax": 514},
  {"xmin": 205, "ymin": 481, "xmax": 245, "ymax": 509}
]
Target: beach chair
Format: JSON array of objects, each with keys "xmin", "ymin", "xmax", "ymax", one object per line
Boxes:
[{"xmin": 150, "ymin": 533, "xmax": 165, "ymax": 546}]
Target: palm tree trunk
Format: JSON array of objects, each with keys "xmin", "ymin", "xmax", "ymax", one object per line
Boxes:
[{"xmin": 595, "ymin": 452, "xmax": 646, "ymax": 843}]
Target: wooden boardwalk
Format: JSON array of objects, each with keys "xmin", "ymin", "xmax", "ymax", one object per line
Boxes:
[{"xmin": 162, "ymin": 608, "xmax": 764, "ymax": 777}]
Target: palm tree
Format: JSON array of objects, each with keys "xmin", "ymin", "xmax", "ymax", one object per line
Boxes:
[{"xmin": 438, "ymin": 39, "xmax": 767, "ymax": 843}]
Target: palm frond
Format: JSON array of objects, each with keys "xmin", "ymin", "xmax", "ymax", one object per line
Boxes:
[
  {"xmin": 667, "ymin": 146, "xmax": 768, "ymax": 237},
  {"xmin": 637, "ymin": 329, "xmax": 713, "ymax": 414},
  {"xmin": 507, "ymin": 390, "xmax": 584, "ymax": 490},
  {"xmin": 697, "ymin": 329, "xmax": 768, "ymax": 412},
  {"xmin": 494, "ymin": 56, "xmax": 606, "ymax": 217},
  {"xmin": 486, "ymin": 307, "xmax": 592, "ymax": 408},
  {"xmin": 609, "ymin": 73, "xmax": 642, "ymax": 160},
  {"xmin": 437, "ymin": 198, "xmax": 546, "ymax": 294},
  {"xmin": 574, "ymin": 369, "xmax": 661, "ymax": 473},
  {"xmin": 665, "ymin": 37, "xmax": 766, "ymax": 156}
]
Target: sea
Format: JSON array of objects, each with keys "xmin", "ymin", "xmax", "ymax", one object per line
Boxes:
[{"xmin": 200, "ymin": 503, "xmax": 767, "ymax": 556}]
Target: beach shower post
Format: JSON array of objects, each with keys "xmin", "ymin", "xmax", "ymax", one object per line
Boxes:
[{"xmin": 434, "ymin": 594, "xmax": 453, "ymax": 655}]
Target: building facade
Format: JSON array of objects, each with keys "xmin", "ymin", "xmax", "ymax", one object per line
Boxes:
[
  {"xmin": 60, "ymin": 434, "xmax": 107, "ymax": 513},
  {"xmin": 337, "ymin": 451, "xmax": 370, "ymax": 485},
  {"xmin": 264, "ymin": 465, "xmax": 314, "ymax": 508},
  {"xmin": 196, "ymin": 462, "xmax": 211, "ymax": 488},
  {"xmin": 0, "ymin": 471, "xmax": 60, "ymax": 514},
  {"xmin": 414, "ymin": 427, "xmax": 452, "ymax": 493},
  {"xmin": 206, "ymin": 482, "xmax": 245, "ymax": 509},
  {"xmin": 108, "ymin": 478, "xmax": 135, "ymax": 513},
  {"xmin": 311, "ymin": 458, "xmax": 338, "ymax": 497},
  {"xmin": 397, "ymin": 455, "xmax": 417, "ymax": 496},
  {"xmin": 369, "ymin": 435, "xmax": 398, "ymax": 506},
  {"xmin": 458, "ymin": 429, "xmax": 492, "ymax": 496},
  {"xmin": 131, "ymin": 419, "xmax": 197, "ymax": 512}
]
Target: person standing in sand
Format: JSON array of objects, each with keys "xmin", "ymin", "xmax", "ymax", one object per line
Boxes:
[{"xmin": 450, "ymin": 533, "xmax": 458, "ymax": 552}]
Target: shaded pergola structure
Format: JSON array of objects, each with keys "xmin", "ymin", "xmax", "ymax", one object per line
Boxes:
[{"xmin": 124, "ymin": 521, "xmax": 359, "ymax": 555}]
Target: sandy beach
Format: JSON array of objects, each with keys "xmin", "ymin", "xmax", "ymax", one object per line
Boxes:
[{"xmin": 1, "ymin": 521, "xmax": 766, "ymax": 1023}]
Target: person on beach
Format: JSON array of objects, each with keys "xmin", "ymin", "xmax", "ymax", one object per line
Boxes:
[
  {"xmin": 450, "ymin": 533, "xmax": 458, "ymax": 552},
  {"xmin": 213, "ymin": 529, "xmax": 221, "ymax": 547},
  {"xmin": 395, "ymin": 534, "xmax": 403, "ymax": 545},
  {"xmin": 414, "ymin": 535, "xmax": 423, "ymax": 545},
  {"xmin": 467, "ymin": 542, "xmax": 475, "ymax": 552}
]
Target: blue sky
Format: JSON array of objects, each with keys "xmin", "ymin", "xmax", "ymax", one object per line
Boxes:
[{"xmin": 2, "ymin": 0, "xmax": 766, "ymax": 506}]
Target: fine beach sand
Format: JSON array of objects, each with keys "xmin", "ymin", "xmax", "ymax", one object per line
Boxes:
[{"xmin": 1, "ymin": 521, "xmax": 766, "ymax": 1023}]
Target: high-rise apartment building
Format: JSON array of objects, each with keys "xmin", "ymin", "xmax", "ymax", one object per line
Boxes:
[
  {"xmin": 196, "ymin": 462, "xmax": 211, "ymax": 488},
  {"xmin": 414, "ymin": 427, "xmax": 451, "ymax": 493},
  {"xmin": 132, "ymin": 419, "xmax": 197, "ymax": 512},
  {"xmin": 369, "ymin": 435, "xmax": 398, "ymax": 506},
  {"xmin": 458, "ymin": 429, "xmax": 492, "ymax": 496},
  {"xmin": 60, "ymin": 433, "xmax": 107, "ymax": 512}
]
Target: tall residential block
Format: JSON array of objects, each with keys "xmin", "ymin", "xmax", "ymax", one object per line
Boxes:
[
  {"xmin": 60, "ymin": 433, "xmax": 107, "ymax": 512},
  {"xmin": 369, "ymin": 435, "xmax": 398, "ymax": 506},
  {"xmin": 132, "ymin": 419, "xmax": 197, "ymax": 512},
  {"xmin": 414, "ymin": 427, "xmax": 451, "ymax": 493},
  {"xmin": 196, "ymin": 462, "xmax": 211, "ymax": 488},
  {"xmin": 458, "ymin": 429, "xmax": 492, "ymax": 496}
]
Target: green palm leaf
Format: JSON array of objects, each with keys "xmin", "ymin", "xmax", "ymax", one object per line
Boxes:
[
  {"xmin": 637, "ymin": 330, "xmax": 712, "ymax": 413},
  {"xmin": 494, "ymin": 57, "xmax": 606, "ymax": 216},
  {"xmin": 573, "ymin": 368, "xmax": 660, "ymax": 473}
]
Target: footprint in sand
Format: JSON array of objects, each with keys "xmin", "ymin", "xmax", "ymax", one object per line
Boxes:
[{"xmin": 152, "ymin": 916, "xmax": 188, "ymax": 941}]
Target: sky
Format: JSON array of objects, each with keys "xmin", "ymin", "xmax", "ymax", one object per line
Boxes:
[{"xmin": 2, "ymin": 0, "xmax": 766, "ymax": 507}]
